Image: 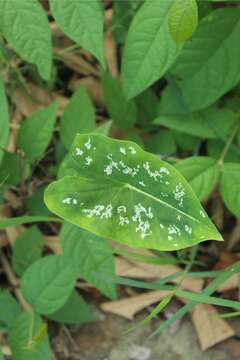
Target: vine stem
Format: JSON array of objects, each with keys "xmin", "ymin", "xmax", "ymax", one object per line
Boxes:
[{"xmin": 218, "ymin": 125, "xmax": 239, "ymax": 165}]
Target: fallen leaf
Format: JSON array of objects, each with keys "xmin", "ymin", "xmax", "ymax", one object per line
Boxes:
[{"xmin": 191, "ymin": 303, "xmax": 235, "ymax": 350}]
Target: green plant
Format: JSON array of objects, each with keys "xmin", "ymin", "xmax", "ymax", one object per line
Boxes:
[{"xmin": 0, "ymin": 0, "xmax": 240, "ymax": 358}]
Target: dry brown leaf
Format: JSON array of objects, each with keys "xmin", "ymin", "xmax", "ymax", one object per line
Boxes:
[
  {"xmin": 191, "ymin": 303, "xmax": 235, "ymax": 350},
  {"xmin": 44, "ymin": 235, "xmax": 62, "ymax": 255},
  {"xmin": 115, "ymin": 254, "xmax": 203, "ymax": 293},
  {"xmin": 101, "ymin": 290, "xmax": 172, "ymax": 320},
  {"xmin": 0, "ymin": 232, "xmax": 8, "ymax": 248},
  {"xmin": 218, "ymin": 274, "xmax": 239, "ymax": 292},
  {"xmin": 104, "ymin": 32, "xmax": 119, "ymax": 78}
]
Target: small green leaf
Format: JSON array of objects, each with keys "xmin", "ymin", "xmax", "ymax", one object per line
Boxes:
[
  {"xmin": 0, "ymin": 0, "xmax": 52, "ymax": 80},
  {"xmin": 45, "ymin": 134, "xmax": 222, "ymax": 251},
  {"xmin": 47, "ymin": 290, "xmax": 97, "ymax": 325},
  {"xmin": 158, "ymin": 82, "xmax": 190, "ymax": 116},
  {"xmin": 8, "ymin": 312, "xmax": 51, "ymax": 360},
  {"xmin": 21, "ymin": 255, "xmax": 76, "ymax": 315},
  {"xmin": 168, "ymin": 0, "xmax": 198, "ymax": 43},
  {"xmin": 175, "ymin": 157, "xmax": 220, "ymax": 201},
  {"xmin": 0, "ymin": 290, "xmax": 21, "ymax": 330},
  {"xmin": 18, "ymin": 102, "xmax": 58, "ymax": 163},
  {"xmin": 153, "ymin": 107, "xmax": 237, "ymax": 139},
  {"xmin": 122, "ymin": 0, "xmax": 181, "ymax": 99},
  {"xmin": 12, "ymin": 226, "xmax": 44, "ymax": 276},
  {"xmin": 220, "ymin": 163, "xmax": 240, "ymax": 217},
  {"xmin": 0, "ymin": 151, "xmax": 28, "ymax": 186},
  {"xmin": 0, "ymin": 347, "xmax": 4, "ymax": 360},
  {"xmin": 60, "ymin": 86, "xmax": 95, "ymax": 150},
  {"xmin": 0, "ymin": 79, "xmax": 9, "ymax": 165},
  {"xmin": 208, "ymin": 140, "xmax": 240, "ymax": 163},
  {"xmin": 171, "ymin": 8, "xmax": 240, "ymax": 110},
  {"xmin": 102, "ymin": 71, "xmax": 137, "ymax": 129},
  {"xmin": 50, "ymin": 0, "xmax": 105, "ymax": 67},
  {"xmin": 135, "ymin": 89, "xmax": 159, "ymax": 127},
  {"xmin": 146, "ymin": 130, "xmax": 176, "ymax": 155},
  {"xmin": 60, "ymin": 223, "xmax": 116, "ymax": 299},
  {"xmin": 25, "ymin": 186, "xmax": 51, "ymax": 216}
]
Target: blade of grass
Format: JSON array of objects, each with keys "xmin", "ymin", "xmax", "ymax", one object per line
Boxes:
[{"xmin": 0, "ymin": 216, "xmax": 63, "ymax": 228}]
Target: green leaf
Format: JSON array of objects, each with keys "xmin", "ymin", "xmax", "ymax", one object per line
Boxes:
[
  {"xmin": 21, "ymin": 255, "xmax": 76, "ymax": 315},
  {"xmin": 168, "ymin": 0, "xmax": 198, "ymax": 43},
  {"xmin": 158, "ymin": 82, "xmax": 190, "ymax": 116},
  {"xmin": 12, "ymin": 226, "xmax": 43, "ymax": 276},
  {"xmin": 50, "ymin": 0, "xmax": 105, "ymax": 67},
  {"xmin": 0, "ymin": 151, "xmax": 29, "ymax": 186},
  {"xmin": 0, "ymin": 79, "xmax": 9, "ymax": 164},
  {"xmin": 8, "ymin": 312, "xmax": 51, "ymax": 360},
  {"xmin": 0, "ymin": 0, "xmax": 52, "ymax": 80},
  {"xmin": 60, "ymin": 86, "xmax": 95, "ymax": 150},
  {"xmin": 60, "ymin": 223, "xmax": 116, "ymax": 299},
  {"xmin": 122, "ymin": 0, "xmax": 181, "ymax": 99},
  {"xmin": 44, "ymin": 134, "xmax": 222, "ymax": 251},
  {"xmin": 25, "ymin": 186, "xmax": 51, "ymax": 216},
  {"xmin": 171, "ymin": 8, "xmax": 240, "ymax": 110},
  {"xmin": 0, "ymin": 216, "xmax": 62, "ymax": 229},
  {"xmin": 47, "ymin": 290, "xmax": 97, "ymax": 325},
  {"xmin": 220, "ymin": 163, "xmax": 240, "ymax": 217},
  {"xmin": 0, "ymin": 290, "xmax": 21, "ymax": 330},
  {"xmin": 95, "ymin": 121, "xmax": 112, "ymax": 136},
  {"xmin": 145, "ymin": 130, "xmax": 176, "ymax": 155},
  {"xmin": 208, "ymin": 140, "xmax": 240, "ymax": 163},
  {"xmin": 136, "ymin": 89, "xmax": 159, "ymax": 127},
  {"xmin": 0, "ymin": 347, "xmax": 4, "ymax": 360},
  {"xmin": 153, "ymin": 106, "xmax": 237, "ymax": 139},
  {"xmin": 18, "ymin": 102, "xmax": 58, "ymax": 163},
  {"xmin": 102, "ymin": 71, "xmax": 137, "ymax": 129},
  {"xmin": 175, "ymin": 157, "xmax": 220, "ymax": 201}
]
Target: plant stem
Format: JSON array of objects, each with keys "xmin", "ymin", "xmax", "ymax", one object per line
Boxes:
[{"xmin": 218, "ymin": 125, "xmax": 239, "ymax": 165}]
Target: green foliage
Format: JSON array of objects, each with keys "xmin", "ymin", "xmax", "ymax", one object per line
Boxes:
[
  {"xmin": 8, "ymin": 312, "xmax": 51, "ymax": 360},
  {"xmin": 18, "ymin": 102, "xmax": 58, "ymax": 163},
  {"xmin": 168, "ymin": 0, "xmax": 198, "ymax": 43},
  {"xmin": 12, "ymin": 226, "xmax": 44, "ymax": 276},
  {"xmin": 0, "ymin": 79, "xmax": 9, "ymax": 165},
  {"xmin": 122, "ymin": 0, "xmax": 181, "ymax": 99},
  {"xmin": 45, "ymin": 134, "xmax": 222, "ymax": 251},
  {"xmin": 220, "ymin": 163, "xmax": 240, "ymax": 217},
  {"xmin": 60, "ymin": 223, "xmax": 116, "ymax": 299},
  {"xmin": 0, "ymin": 290, "xmax": 21, "ymax": 330},
  {"xmin": 47, "ymin": 289, "xmax": 97, "ymax": 325},
  {"xmin": 50, "ymin": 0, "xmax": 105, "ymax": 67},
  {"xmin": 0, "ymin": 0, "xmax": 52, "ymax": 80},
  {"xmin": 21, "ymin": 255, "xmax": 76, "ymax": 315},
  {"xmin": 60, "ymin": 86, "xmax": 95, "ymax": 149}
]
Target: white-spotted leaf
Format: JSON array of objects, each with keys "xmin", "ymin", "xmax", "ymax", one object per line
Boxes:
[
  {"xmin": 45, "ymin": 134, "xmax": 222, "ymax": 251},
  {"xmin": 50, "ymin": 0, "xmax": 105, "ymax": 67},
  {"xmin": 122, "ymin": 0, "xmax": 182, "ymax": 99},
  {"xmin": 168, "ymin": 0, "xmax": 198, "ymax": 43},
  {"xmin": 175, "ymin": 157, "xmax": 220, "ymax": 201},
  {"xmin": 0, "ymin": 0, "xmax": 52, "ymax": 80}
]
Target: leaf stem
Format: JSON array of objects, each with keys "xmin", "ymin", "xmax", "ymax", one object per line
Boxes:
[{"xmin": 218, "ymin": 125, "xmax": 239, "ymax": 165}]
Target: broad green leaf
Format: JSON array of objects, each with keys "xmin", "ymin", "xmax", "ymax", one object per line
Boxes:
[
  {"xmin": 136, "ymin": 89, "xmax": 159, "ymax": 127},
  {"xmin": 21, "ymin": 255, "xmax": 76, "ymax": 315},
  {"xmin": 12, "ymin": 226, "xmax": 43, "ymax": 276},
  {"xmin": 47, "ymin": 290, "xmax": 97, "ymax": 325},
  {"xmin": 25, "ymin": 187, "xmax": 51, "ymax": 216},
  {"xmin": 153, "ymin": 107, "xmax": 237, "ymax": 139},
  {"xmin": 18, "ymin": 102, "xmax": 58, "ymax": 163},
  {"xmin": 60, "ymin": 223, "xmax": 116, "ymax": 299},
  {"xmin": 102, "ymin": 71, "xmax": 137, "ymax": 129},
  {"xmin": 0, "ymin": 0, "xmax": 52, "ymax": 80},
  {"xmin": 146, "ymin": 130, "xmax": 176, "ymax": 155},
  {"xmin": 0, "ymin": 216, "xmax": 62, "ymax": 229},
  {"xmin": 50, "ymin": 0, "xmax": 105, "ymax": 67},
  {"xmin": 168, "ymin": 0, "xmax": 198, "ymax": 43},
  {"xmin": 175, "ymin": 157, "xmax": 220, "ymax": 201},
  {"xmin": 95, "ymin": 121, "xmax": 112, "ymax": 136},
  {"xmin": 158, "ymin": 82, "xmax": 190, "ymax": 116},
  {"xmin": 171, "ymin": 8, "xmax": 240, "ymax": 110},
  {"xmin": 0, "ymin": 290, "xmax": 21, "ymax": 330},
  {"xmin": 173, "ymin": 131, "xmax": 199, "ymax": 152},
  {"xmin": 0, "ymin": 79, "xmax": 9, "ymax": 164},
  {"xmin": 8, "ymin": 312, "xmax": 51, "ymax": 360},
  {"xmin": 60, "ymin": 86, "xmax": 95, "ymax": 150},
  {"xmin": 122, "ymin": 0, "xmax": 181, "ymax": 99},
  {"xmin": 220, "ymin": 163, "xmax": 240, "ymax": 217},
  {"xmin": 44, "ymin": 134, "xmax": 222, "ymax": 251},
  {"xmin": 0, "ymin": 151, "xmax": 30, "ymax": 186}
]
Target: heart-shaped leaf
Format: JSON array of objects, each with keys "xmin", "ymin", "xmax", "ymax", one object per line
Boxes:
[{"xmin": 45, "ymin": 134, "xmax": 222, "ymax": 251}]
